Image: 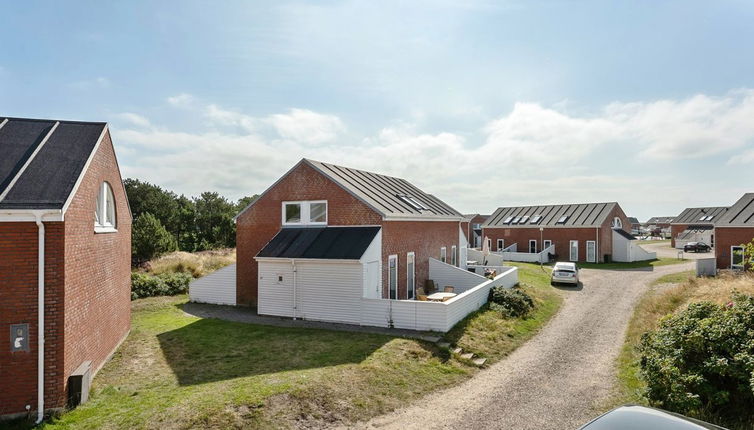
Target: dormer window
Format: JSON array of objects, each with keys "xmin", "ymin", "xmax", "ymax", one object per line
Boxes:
[
  {"xmin": 282, "ymin": 200, "xmax": 327, "ymax": 225},
  {"xmin": 94, "ymin": 182, "xmax": 117, "ymax": 233}
]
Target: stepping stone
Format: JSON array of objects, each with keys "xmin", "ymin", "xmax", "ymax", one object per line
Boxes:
[
  {"xmin": 452, "ymin": 347, "xmax": 463, "ymax": 354},
  {"xmin": 421, "ymin": 335, "xmax": 442, "ymax": 343},
  {"xmin": 460, "ymin": 352, "xmax": 474, "ymax": 360},
  {"xmin": 437, "ymin": 342, "xmax": 451, "ymax": 349},
  {"xmin": 473, "ymin": 357, "xmax": 487, "ymax": 367}
]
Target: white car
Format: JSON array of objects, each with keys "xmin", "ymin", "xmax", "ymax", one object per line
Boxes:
[{"xmin": 551, "ymin": 262, "xmax": 579, "ymax": 286}]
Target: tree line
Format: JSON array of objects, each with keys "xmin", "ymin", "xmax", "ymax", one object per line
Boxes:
[{"xmin": 126, "ymin": 178, "xmax": 257, "ymax": 264}]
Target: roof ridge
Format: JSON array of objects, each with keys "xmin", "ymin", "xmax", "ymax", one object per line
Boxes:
[{"xmin": 0, "ymin": 116, "xmax": 106, "ymax": 125}]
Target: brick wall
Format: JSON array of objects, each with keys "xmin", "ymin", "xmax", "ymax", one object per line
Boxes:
[
  {"xmin": 670, "ymin": 224, "xmax": 688, "ymax": 248},
  {"xmin": 714, "ymin": 227, "xmax": 754, "ymax": 269},
  {"xmin": 0, "ymin": 222, "xmax": 65, "ymax": 417},
  {"xmin": 381, "ymin": 221, "xmax": 460, "ymax": 299},
  {"xmin": 236, "ymin": 162, "xmax": 382, "ymax": 306},
  {"xmin": 62, "ymin": 131, "xmax": 132, "ymax": 403}
]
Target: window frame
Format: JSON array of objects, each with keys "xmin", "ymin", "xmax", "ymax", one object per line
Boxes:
[
  {"xmin": 388, "ymin": 254, "xmax": 398, "ymax": 299},
  {"xmin": 281, "ymin": 200, "xmax": 328, "ymax": 226},
  {"xmin": 406, "ymin": 252, "xmax": 415, "ymax": 299},
  {"xmin": 497, "ymin": 239, "xmax": 505, "ymax": 251},
  {"xmin": 586, "ymin": 240, "xmax": 596, "ymax": 263},
  {"xmin": 440, "ymin": 247, "xmax": 447, "ymax": 263},
  {"xmin": 94, "ymin": 182, "xmax": 117, "ymax": 234},
  {"xmin": 528, "ymin": 240, "xmax": 537, "ymax": 254},
  {"xmin": 731, "ymin": 246, "xmax": 745, "ymax": 269},
  {"xmin": 451, "ymin": 245, "xmax": 457, "ymax": 266},
  {"xmin": 543, "ymin": 239, "xmax": 552, "ymax": 251},
  {"xmin": 569, "ymin": 240, "xmax": 579, "ymax": 262},
  {"xmin": 612, "ymin": 217, "xmax": 622, "ymax": 229}
]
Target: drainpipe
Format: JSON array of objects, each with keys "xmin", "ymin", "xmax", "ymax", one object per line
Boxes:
[
  {"xmin": 34, "ymin": 212, "xmax": 46, "ymax": 424},
  {"xmin": 291, "ymin": 259, "xmax": 297, "ymax": 320},
  {"xmin": 595, "ymin": 227, "xmax": 599, "ymax": 264}
]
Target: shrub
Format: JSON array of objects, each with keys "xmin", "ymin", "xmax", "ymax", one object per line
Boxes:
[
  {"xmin": 639, "ymin": 293, "xmax": 754, "ymax": 421},
  {"xmin": 131, "ymin": 271, "xmax": 191, "ymax": 300},
  {"xmin": 132, "ymin": 212, "xmax": 177, "ymax": 265},
  {"xmin": 489, "ymin": 284, "xmax": 534, "ymax": 318}
]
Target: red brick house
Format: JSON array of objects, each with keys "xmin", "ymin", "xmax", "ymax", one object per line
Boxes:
[
  {"xmin": 235, "ymin": 159, "xmax": 467, "ymax": 311},
  {"xmin": 463, "ymin": 213, "xmax": 490, "ymax": 248},
  {"xmin": 713, "ymin": 193, "xmax": 754, "ymax": 270},
  {"xmin": 0, "ymin": 117, "xmax": 131, "ymax": 421},
  {"xmin": 669, "ymin": 206, "xmax": 728, "ymax": 248},
  {"xmin": 482, "ymin": 202, "xmax": 654, "ymax": 263}
]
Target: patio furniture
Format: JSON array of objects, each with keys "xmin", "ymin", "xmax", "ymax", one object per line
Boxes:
[
  {"xmin": 426, "ymin": 292, "xmax": 457, "ymax": 302},
  {"xmin": 443, "ymin": 286, "xmax": 454, "ymax": 293},
  {"xmin": 425, "ymin": 279, "xmax": 437, "ymax": 294},
  {"xmin": 417, "ymin": 294, "xmax": 428, "ymax": 301},
  {"xmin": 416, "ymin": 287, "xmax": 426, "ymax": 297}
]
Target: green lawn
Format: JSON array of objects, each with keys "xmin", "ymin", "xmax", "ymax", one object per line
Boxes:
[
  {"xmin": 650, "ymin": 270, "xmax": 695, "ymax": 286},
  {"xmin": 18, "ymin": 264, "xmax": 562, "ymax": 430},
  {"xmin": 578, "ymin": 257, "xmax": 688, "ymax": 270}
]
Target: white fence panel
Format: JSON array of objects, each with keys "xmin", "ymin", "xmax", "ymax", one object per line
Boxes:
[
  {"xmin": 189, "ymin": 263, "xmax": 237, "ymax": 305},
  {"xmin": 428, "ymin": 258, "xmax": 486, "ymax": 294}
]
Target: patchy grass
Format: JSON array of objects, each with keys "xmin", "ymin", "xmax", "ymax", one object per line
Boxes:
[
  {"xmin": 445, "ymin": 263, "xmax": 562, "ymax": 362},
  {"xmin": 578, "ymin": 257, "xmax": 687, "ymax": 270},
  {"xmin": 650, "ymin": 270, "xmax": 696, "ymax": 286},
  {"xmin": 145, "ymin": 248, "xmax": 235, "ymax": 278},
  {"xmin": 614, "ymin": 271, "xmax": 754, "ymax": 428},
  {"xmin": 635, "ymin": 239, "xmax": 671, "ymax": 245},
  {"xmin": 25, "ymin": 264, "xmax": 562, "ymax": 430}
]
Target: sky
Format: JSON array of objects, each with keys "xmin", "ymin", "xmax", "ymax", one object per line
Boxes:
[{"xmin": 1, "ymin": 1, "xmax": 754, "ymax": 221}]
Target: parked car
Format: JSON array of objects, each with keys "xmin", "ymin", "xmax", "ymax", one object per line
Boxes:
[
  {"xmin": 550, "ymin": 262, "xmax": 579, "ymax": 286},
  {"xmin": 684, "ymin": 242, "xmax": 711, "ymax": 253},
  {"xmin": 578, "ymin": 405, "xmax": 727, "ymax": 429}
]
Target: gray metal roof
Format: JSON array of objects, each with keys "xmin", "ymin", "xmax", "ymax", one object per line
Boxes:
[
  {"xmin": 646, "ymin": 216, "xmax": 676, "ymax": 224},
  {"xmin": 484, "ymin": 202, "xmax": 620, "ymax": 228},
  {"xmin": 671, "ymin": 206, "xmax": 728, "ymax": 225},
  {"xmin": 0, "ymin": 117, "xmax": 107, "ymax": 209},
  {"xmin": 627, "ymin": 217, "xmax": 640, "ymax": 225},
  {"xmin": 716, "ymin": 193, "xmax": 754, "ymax": 227},
  {"xmin": 304, "ymin": 159, "xmax": 462, "ymax": 221}
]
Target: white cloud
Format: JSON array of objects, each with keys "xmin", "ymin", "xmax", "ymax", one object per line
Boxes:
[
  {"xmin": 167, "ymin": 93, "xmax": 195, "ymax": 107},
  {"xmin": 265, "ymin": 108, "xmax": 345, "ymax": 144},
  {"xmin": 113, "ymin": 112, "xmax": 151, "ymax": 128},
  {"xmin": 727, "ymin": 148, "xmax": 754, "ymax": 165},
  {"xmin": 204, "ymin": 104, "xmax": 258, "ymax": 133}
]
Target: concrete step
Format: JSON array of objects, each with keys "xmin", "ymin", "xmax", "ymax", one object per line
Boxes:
[
  {"xmin": 436, "ymin": 341, "xmax": 451, "ymax": 349},
  {"xmin": 452, "ymin": 347, "xmax": 463, "ymax": 354},
  {"xmin": 460, "ymin": 352, "xmax": 474, "ymax": 360},
  {"xmin": 472, "ymin": 357, "xmax": 487, "ymax": 367}
]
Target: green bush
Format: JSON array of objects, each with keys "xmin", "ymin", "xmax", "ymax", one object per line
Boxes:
[
  {"xmin": 131, "ymin": 271, "xmax": 191, "ymax": 300},
  {"xmin": 489, "ymin": 284, "xmax": 534, "ymax": 318},
  {"xmin": 639, "ymin": 293, "xmax": 754, "ymax": 421}
]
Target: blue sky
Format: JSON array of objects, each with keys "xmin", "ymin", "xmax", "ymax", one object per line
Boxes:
[{"xmin": 2, "ymin": 1, "xmax": 754, "ymax": 220}]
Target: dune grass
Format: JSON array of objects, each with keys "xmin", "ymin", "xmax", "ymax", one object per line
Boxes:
[
  {"xmin": 146, "ymin": 248, "xmax": 236, "ymax": 278},
  {"xmin": 15, "ymin": 264, "xmax": 562, "ymax": 430},
  {"xmin": 614, "ymin": 271, "xmax": 754, "ymax": 428}
]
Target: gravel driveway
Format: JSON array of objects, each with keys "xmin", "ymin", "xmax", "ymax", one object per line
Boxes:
[{"xmin": 346, "ymin": 262, "xmax": 694, "ymax": 430}]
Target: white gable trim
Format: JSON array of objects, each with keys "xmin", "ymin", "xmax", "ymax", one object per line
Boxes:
[{"xmin": 0, "ymin": 121, "xmax": 60, "ymax": 203}]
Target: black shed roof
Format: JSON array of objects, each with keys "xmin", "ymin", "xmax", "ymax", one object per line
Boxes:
[
  {"xmin": 0, "ymin": 117, "xmax": 107, "ymax": 210},
  {"xmin": 257, "ymin": 226, "xmax": 380, "ymax": 260},
  {"xmin": 716, "ymin": 193, "xmax": 754, "ymax": 227}
]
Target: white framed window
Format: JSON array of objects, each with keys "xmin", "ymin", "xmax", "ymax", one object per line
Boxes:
[
  {"xmin": 586, "ymin": 240, "xmax": 596, "ymax": 263},
  {"xmin": 497, "ymin": 239, "xmax": 505, "ymax": 251},
  {"xmin": 388, "ymin": 255, "xmax": 398, "ymax": 299},
  {"xmin": 451, "ymin": 245, "xmax": 457, "ymax": 266},
  {"xmin": 440, "ymin": 247, "xmax": 447, "ymax": 263},
  {"xmin": 569, "ymin": 240, "xmax": 579, "ymax": 262},
  {"xmin": 282, "ymin": 200, "xmax": 327, "ymax": 226},
  {"xmin": 543, "ymin": 240, "xmax": 552, "ymax": 251},
  {"xmin": 94, "ymin": 182, "xmax": 117, "ymax": 233},
  {"xmin": 485, "ymin": 238, "xmax": 492, "ymax": 250},
  {"xmin": 612, "ymin": 217, "xmax": 622, "ymax": 228},
  {"xmin": 731, "ymin": 246, "xmax": 745, "ymax": 269},
  {"xmin": 406, "ymin": 252, "xmax": 415, "ymax": 299},
  {"xmin": 529, "ymin": 240, "xmax": 537, "ymax": 254}
]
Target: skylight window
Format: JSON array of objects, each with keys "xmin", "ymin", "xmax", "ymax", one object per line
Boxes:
[
  {"xmin": 512, "ymin": 216, "xmax": 521, "ymax": 224},
  {"xmin": 530, "ymin": 215, "xmax": 542, "ymax": 224},
  {"xmin": 503, "ymin": 216, "xmax": 513, "ymax": 224},
  {"xmin": 705, "ymin": 215, "xmax": 714, "ymax": 221},
  {"xmin": 556, "ymin": 215, "xmax": 569, "ymax": 224},
  {"xmin": 396, "ymin": 194, "xmax": 430, "ymax": 211},
  {"xmin": 520, "ymin": 215, "xmax": 530, "ymax": 224},
  {"xmin": 699, "ymin": 215, "xmax": 707, "ymax": 221}
]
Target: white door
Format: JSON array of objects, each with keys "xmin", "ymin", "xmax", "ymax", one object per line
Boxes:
[
  {"xmin": 366, "ymin": 261, "xmax": 380, "ymax": 299},
  {"xmin": 569, "ymin": 240, "xmax": 579, "ymax": 261},
  {"xmin": 586, "ymin": 241, "xmax": 596, "ymax": 263}
]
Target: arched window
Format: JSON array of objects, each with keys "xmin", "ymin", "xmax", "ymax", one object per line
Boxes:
[
  {"xmin": 94, "ymin": 182, "xmax": 117, "ymax": 232},
  {"xmin": 612, "ymin": 217, "xmax": 622, "ymax": 229}
]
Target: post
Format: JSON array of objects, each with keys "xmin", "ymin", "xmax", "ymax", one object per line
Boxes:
[{"xmin": 539, "ymin": 227, "xmax": 544, "ymax": 268}]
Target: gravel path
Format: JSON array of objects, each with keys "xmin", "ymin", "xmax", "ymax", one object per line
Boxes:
[{"xmin": 346, "ymin": 262, "xmax": 694, "ymax": 430}]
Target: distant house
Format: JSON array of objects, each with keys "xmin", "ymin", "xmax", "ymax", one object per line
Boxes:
[
  {"xmin": 713, "ymin": 193, "xmax": 754, "ymax": 270},
  {"xmin": 482, "ymin": 202, "xmax": 655, "ymax": 263},
  {"xmin": 463, "ymin": 213, "xmax": 490, "ymax": 248},
  {"xmin": 645, "ymin": 216, "xmax": 675, "ymax": 237},
  {"xmin": 0, "ymin": 117, "xmax": 131, "ymax": 420},
  {"xmin": 627, "ymin": 217, "xmax": 641, "ymax": 234},
  {"xmin": 670, "ymin": 207, "xmax": 728, "ymax": 249}
]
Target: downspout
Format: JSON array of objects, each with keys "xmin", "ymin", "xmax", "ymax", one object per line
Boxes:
[
  {"xmin": 34, "ymin": 212, "xmax": 45, "ymax": 424},
  {"xmin": 595, "ymin": 227, "xmax": 599, "ymax": 264},
  {"xmin": 291, "ymin": 259, "xmax": 297, "ymax": 320}
]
